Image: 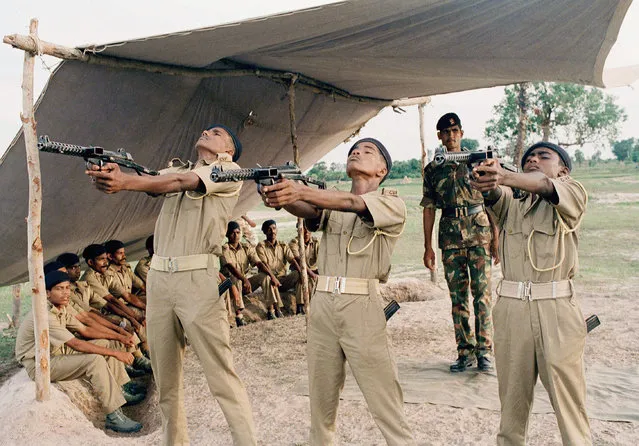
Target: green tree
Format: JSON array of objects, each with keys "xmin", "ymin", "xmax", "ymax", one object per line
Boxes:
[
  {"xmin": 612, "ymin": 138, "xmax": 637, "ymax": 161},
  {"xmin": 461, "ymin": 138, "xmax": 479, "ymax": 151},
  {"xmin": 574, "ymin": 149, "xmax": 585, "ymax": 167},
  {"xmin": 485, "ymin": 82, "xmax": 626, "ymax": 163}
]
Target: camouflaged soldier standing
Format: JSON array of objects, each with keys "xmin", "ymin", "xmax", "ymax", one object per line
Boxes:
[{"xmin": 422, "ymin": 113, "xmax": 498, "ymax": 372}]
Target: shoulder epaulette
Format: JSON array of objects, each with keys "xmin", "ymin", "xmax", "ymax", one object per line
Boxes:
[{"xmin": 381, "ymin": 188, "xmax": 398, "ymax": 197}]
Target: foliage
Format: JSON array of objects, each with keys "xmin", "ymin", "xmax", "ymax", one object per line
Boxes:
[
  {"xmin": 460, "ymin": 138, "xmax": 479, "ymax": 151},
  {"xmin": 485, "ymin": 82, "xmax": 626, "ymax": 161},
  {"xmin": 574, "ymin": 149, "xmax": 585, "ymax": 167},
  {"xmin": 612, "ymin": 138, "xmax": 639, "ymax": 162}
]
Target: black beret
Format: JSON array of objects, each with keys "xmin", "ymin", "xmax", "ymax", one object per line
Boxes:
[
  {"xmin": 261, "ymin": 219, "xmax": 277, "ymax": 233},
  {"xmin": 104, "ymin": 240, "xmax": 125, "ymax": 255},
  {"xmin": 436, "ymin": 113, "xmax": 462, "ymax": 131},
  {"xmin": 521, "ymin": 142, "xmax": 573, "ymax": 172},
  {"xmin": 82, "ymin": 244, "xmax": 106, "ymax": 261},
  {"xmin": 57, "ymin": 253, "xmax": 80, "ymax": 268},
  {"xmin": 207, "ymin": 124, "xmax": 242, "ymax": 162},
  {"xmin": 348, "ymin": 138, "xmax": 392, "ymax": 183},
  {"xmin": 45, "ymin": 270, "xmax": 70, "ymax": 290},
  {"xmin": 44, "ymin": 261, "xmax": 65, "ymax": 275},
  {"xmin": 227, "ymin": 220, "xmax": 241, "ymax": 237}
]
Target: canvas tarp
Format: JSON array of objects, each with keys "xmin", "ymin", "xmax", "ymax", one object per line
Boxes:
[{"xmin": 0, "ymin": 0, "xmax": 631, "ymax": 285}]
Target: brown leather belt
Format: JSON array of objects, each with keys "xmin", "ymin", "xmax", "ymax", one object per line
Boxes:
[{"xmin": 441, "ymin": 204, "xmax": 484, "ymax": 218}]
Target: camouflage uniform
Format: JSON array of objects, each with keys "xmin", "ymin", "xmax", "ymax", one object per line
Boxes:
[{"xmin": 421, "ymin": 153, "xmax": 493, "ymax": 358}]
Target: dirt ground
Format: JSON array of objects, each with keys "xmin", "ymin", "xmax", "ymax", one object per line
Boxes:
[{"xmin": 1, "ymin": 272, "xmax": 638, "ymax": 445}]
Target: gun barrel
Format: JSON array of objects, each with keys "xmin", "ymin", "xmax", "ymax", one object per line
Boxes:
[
  {"xmin": 434, "ymin": 151, "xmax": 473, "ymax": 165},
  {"xmin": 210, "ymin": 164, "xmax": 302, "ymax": 182}
]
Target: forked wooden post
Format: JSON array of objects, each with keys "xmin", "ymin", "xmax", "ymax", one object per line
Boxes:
[
  {"xmin": 288, "ymin": 76, "xmax": 311, "ymax": 324},
  {"xmin": 418, "ymin": 104, "xmax": 437, "ymax": 283},
  {"xmin": 20, "ymin": 18, "xmax": 51, "ymax": 401}
]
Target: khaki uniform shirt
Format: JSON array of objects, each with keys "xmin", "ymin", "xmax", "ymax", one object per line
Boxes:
[
  {"xmin": 15, "ymin": 304, "xmax": 86, "ymax": 364},
  {"xmin": 421, "ymin": 155, "xmax": 492, "ymax": 250},
  {"xmin": 309, "ymin": 188, "xmax": 406, "ymax": 282},
  {"xmin": 153, "ymin": 154, "xmax": 242, "ymax": 258},
  {"xmin": 134, "ymin": 255, "xmax": 152, "ymax": 283},
  {"xmin": 220, "ymin": 243, "xmax": 261, "ymax": 277},
  {"xmin": 256, "ymin": 240, "xmax": 295, "ymax": 277},
  {"xmin": 69, "ymin": 280, "xmax": 107, "ymax": 313},
  {"xmin": 81, "ymin": 267, "xmax": 127, "ymax": 300},
  {"xmin": 108, "ymin": 263, "xmax": 145, "ymax": 293},
  {"xmin": 289, "ymin": 236, "xmax": 320, "ymax": 271},
  {"xmin": 488, "ymin": 177, "xmax": 587, "ymax": 282}
]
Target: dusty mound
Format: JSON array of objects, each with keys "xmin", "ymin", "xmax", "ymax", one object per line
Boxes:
[{"xmin": 380, "ymin": 277, "xmax": 447, "ymax": 303}]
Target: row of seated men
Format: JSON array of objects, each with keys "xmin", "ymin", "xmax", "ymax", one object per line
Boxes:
[
  {"xmin": 15, "ymin": 240, "xmax": 156, "ymax": 433},
  {"xmin": 221, "ymin": 218, "xmax": 320, "ymax": 324}
]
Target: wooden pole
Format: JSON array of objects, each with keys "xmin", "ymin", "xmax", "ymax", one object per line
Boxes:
[
  {"xmin": 288, "ymin": 77, "xmax": 311, "ymax": 324},
  {"xmin": 418, "ymin": 104, "xmax": 438, "ymax": 283},
  {"xmin": 11, "ymin": 284, "xmax": 21, "ymax": 329},
  {"xmin": 21, "ymin": 19, "xmax": 51, "ymax": 401}
]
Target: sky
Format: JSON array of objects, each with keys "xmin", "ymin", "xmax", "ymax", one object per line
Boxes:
[{"xmin": 1, "ymin": 0, "xmax": 639, "ymax": 165}]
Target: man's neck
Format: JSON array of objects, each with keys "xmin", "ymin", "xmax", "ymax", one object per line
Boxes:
[
  {"xmin": 266, "ymin": 238, "xmax": 278, "ymax": 246},
  {"xmin": 350, "ymin": 176, "xmax": 381, "ymax": 196},
  {"xmin": 230, "ymin": 241, "xmax": 241, "ymax": 249}
]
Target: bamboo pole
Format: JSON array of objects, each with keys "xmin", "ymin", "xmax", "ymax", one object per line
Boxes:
[
  {"xmin": 20, "ymin": 19, "xmax": 50, "ymax": 401},
  {"xmin": 418, "ymin": 104, "xmax": 437, "ymax": 283},
  {"xmin": 287, "ymin": 76, "xmax": 311, "ymax": 324},
  {"xmin": 11, "ymin": 284, "xmax": 21, "ymax": 329}
]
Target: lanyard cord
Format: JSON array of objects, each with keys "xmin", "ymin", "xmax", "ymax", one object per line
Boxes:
[
  {"xmin": 347, "ymin": 201, "xmax": 407, "ymax": 256},
  {"xmin": 527, "ymin": 180, "xmax": 588, "ymax": 272}
]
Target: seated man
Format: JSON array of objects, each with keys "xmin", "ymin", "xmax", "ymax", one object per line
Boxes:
[
  {"xmin": 80, "ymin": 244, "xmax": 148, "ymax": 351},
  {"xmin": 256, "ymin": 220, "xmax": 302, "ymax": 318},
  {"xmin": 15, "ymin": 270, "xmax": 144, "ymax": 433},
  {"xmin": 134, "ymin": 235, "xmax": 154, "ymax": 285},
  {"xmin": 221, "ymin": 221, "xmax": 279, "ymax": 323},
  {"xmin": 104, "ymin": 239, "xmax": 147, "ymax": 305},
  {"xmin": 288, "ymin": 221, "xmax": 320, "ymax": 315},
  {"xmin": 56, "ymin": 253, "xmax": 152, "ymax": 375}
]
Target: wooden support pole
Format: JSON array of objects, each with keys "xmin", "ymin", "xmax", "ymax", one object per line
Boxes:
[
  {"xmin": 418, "ymin": 104, "xmax": 438, "ymax": 283},
  {"xmin": 21, "ymin": 19, "xmax": 51, "ymax": 401},
  {"xmin": 288, "ymin": 77, "xmax": 311, "ymax": 323},
  {"xmin": 12, "ymin": 284, "xmax": 22, "ymax": 329}
]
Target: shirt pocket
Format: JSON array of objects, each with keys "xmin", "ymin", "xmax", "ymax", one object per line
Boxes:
[
  {"xmin": 347, "ymin": 220, "xmax": 374, "ymax": 255},
  {"xmin": 530, "ymin": 211, "xmax": 558, "ymax": 263},
  {"xmin": 325, "ymin": 214, "xmax": 342, "ymax": 255},
  {"xmin": 504, "ymin": 217, "xmax": 524, "ymax": 262}
]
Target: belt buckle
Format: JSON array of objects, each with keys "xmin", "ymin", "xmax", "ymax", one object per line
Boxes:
[
  {"xmin": 522, "ymin": 281, "xmax": 532, "ymax": 301},
  {"xmin": 333, "ymin": 276, "xmax": 342, "ymax": 294},
  {"xmin": 167, "ymin": 257, "xmax": 176, "ymax": 273}
]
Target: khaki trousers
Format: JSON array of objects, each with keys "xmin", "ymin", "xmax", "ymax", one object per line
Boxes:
[
  {"xmin": 494, "ymin": 294, "xmax": 591, "ymax": 446},
  {"xmin": 267, "ymin": 271, "xmax": 300, "ymax": 310},
  {"xmin": 147, "ymin": 267, "xmax": 257, "ymax": 446},
  {"xmin": 24, "ymin": 339, "xmax": 127, "ymax": 413},
  {"xmin": 307, "ymin": 288, "xmax": 415, "ymax": 446}
]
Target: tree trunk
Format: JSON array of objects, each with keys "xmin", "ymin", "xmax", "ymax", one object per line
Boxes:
[
  {"xmin": 21, "ymin": 19, "xmax": 51, "ymax": 401},
  {"xmin": 542, "ymin": 123, "xmax": 551, "ymax": 142},
  {"xmin": 514, "ymin": 83, "xmax": 529, "ymax": 164},
  {"xmin": 11, "ymin": 284, "xmax": 21, "ymax": 329}
]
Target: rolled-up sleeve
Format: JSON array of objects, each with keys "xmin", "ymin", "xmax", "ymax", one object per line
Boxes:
[
  {"xmin": 360, "ymin": 192, "xmax": 406, "ymax": 234},
  {"xmin": 190, "ymin": 163, "xmax": 243, "ymax": 197},
  {"xmin": 550, "ymin": 177, "xmax": 587, "ymax": 229},
  {"xmin": 420, "ymin": 166, "xmax": 436, "ymax": 209}
]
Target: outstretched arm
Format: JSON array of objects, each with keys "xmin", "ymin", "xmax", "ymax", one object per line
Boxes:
[
  {"xmin": 260, "ymin": 179, "xmax": 367, "ymax": 218},
  {"xmin": 86, "ymin": 163, "xmax": 201, "ymax": 194},
  {"xmin": 471, "ymin": 159, "xmax": 556, "ymax": 201}
]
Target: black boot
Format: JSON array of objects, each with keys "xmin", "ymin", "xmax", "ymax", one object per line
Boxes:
[
  {"xmin": 477, "ymin": 356, "xmax": 494, "ymax": 372},
  {"xmin": 449, "ymin": 355, "xmax": 476, "ymax": 373}
]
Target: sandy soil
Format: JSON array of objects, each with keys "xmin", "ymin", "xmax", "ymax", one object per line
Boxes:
[{"xmin": 1, "ymin": 272, "xmax": 638, "ymax": 445}]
